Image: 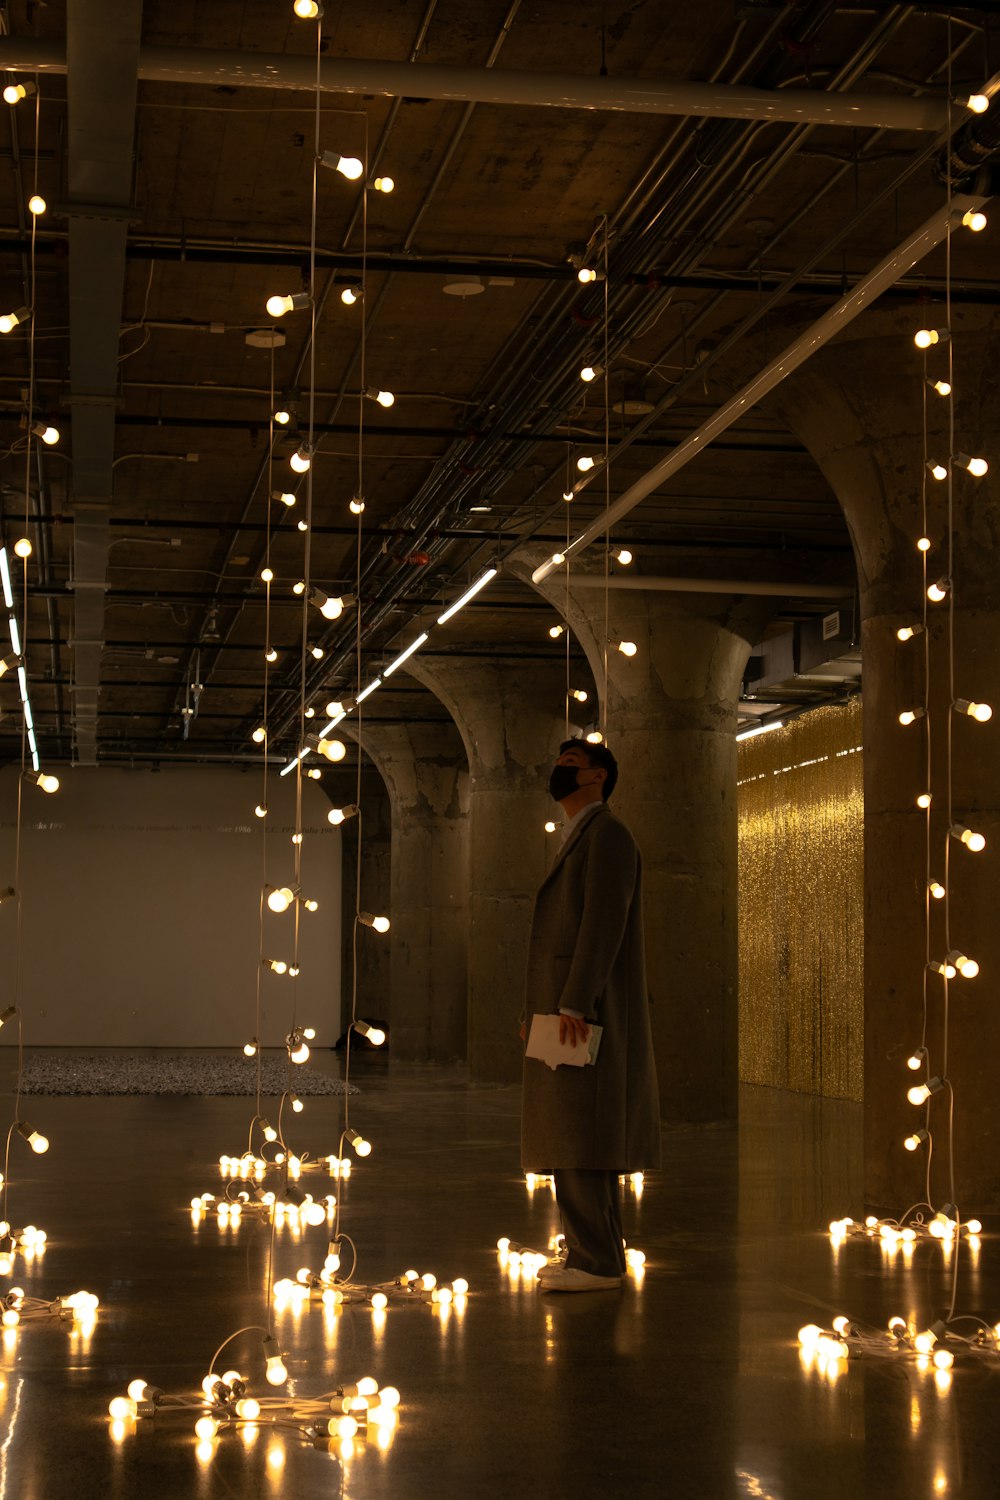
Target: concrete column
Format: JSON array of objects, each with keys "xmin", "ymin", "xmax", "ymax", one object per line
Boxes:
[
  {"xmin": 406, "ymin": 657, "xmax": 567, "ymax": 1083},
  {"xmin": 343, "ymin": 721, "xmax": 470, "ymax": 1062},
  {"xmin": 775, "ymin": 305, "xmax": 1000, "ymax": 1209},
  {"xmin": 337, "ymin": 773, "xmax": 391, "ymax": 1043},
  {"xmin": 512, "ymin": 551, "xmax": 771, "ymax": 1124}
]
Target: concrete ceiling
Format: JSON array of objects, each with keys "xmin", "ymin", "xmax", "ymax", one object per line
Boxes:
[{"xmin": 0, "ymin": 0, "xmax": 997, "ymax": 767}]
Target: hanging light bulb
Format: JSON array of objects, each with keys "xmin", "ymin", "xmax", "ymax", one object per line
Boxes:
[
  {"xmin": 570, "ymin": 688, "xmax": 588, "ymax": 702},
  {"xmin": 908, "ymin": 1077, "xmax": 944, "ymax": 1106},
  {"xmin": 950, "ymin": 823, "xmax": 986, "ymax": 852},
  {"xmin": 897, "ymin": 708, "xmax": 925, "ymax": 726},
  {"xmin": 914, "ymin": 328, "xmax": 949, "ymax": 349},
  {"xmin": 289, "ymin": 445, "xmax": 312, "ymax": 473},
  {"xmin": 562, "ymin": 489, "xmax": 575, "ymax": 502},
  {"xmin": 317, "ymin": 738, "xmax": 347, "ymax": 762},
  {"xmin": 266, "ymin": 292, "xmax": 311, "ymax": 318},
  {"xmin": 617, "ymin": 640, "xmax": 638, "ymax": 657},
  {"xmin": 0, "ymin": 306, "xmax": 30, "ymax": 335},
  {"xmin": 310, "ymin": 644, "xmax": 324, "ymax": 660},
  {"xmin": 916, "ymin": 536, "xmax": 932, "ymax": 553},
  {"xmin": 371, "ymin": 176, "xmax": 394, "ymax": 193},
  {"xmin": 548, "ymin": 624, "xmax": 565, "ymax": 639},
  {"xmin": 927, "ymin": 878, "xmax": 945, "ymax": 900},
  {"xmin": 243, "ymin": 1039, "xmax": 258, "ymax": 1058},
  {"xmin": 953, "ymin": 452, "xmax": 989, "ymax": 477},
  {"xmin": 907, "ymin": 1047, "xmax": 927, "ymax": 1070},
  {"xmin": 306, "ymin": 767, "xmax": 322, "ymax": 780},
  {"xmin": 341, "ymin": 284, "xmax": 361, "ymax": 305},
  {"xmin": 263, "ymin": 1336, "xmax": 288, "ymax": 1384},
  {"xmin": 327, "ymin": 804, "xmax": 359, "ymax": 826},
  {"xmin": 927, "ymin": 378, "xmax": 952, "ymax": 396},
  {"xmin": 30, "ymin": 420, "xmax": 59, "ymax": 446},
  {"xmin": 254, "ymin": 804, "xmax": 267, "ymax": 819},
  {"xmin": 288, "ymin": 1033, "xmax": 310, "ymax": 1064},
  {"xmin": 580, "ymin": 363, "xmax": 601, "ymax": 382},
  {"xmin": 544, "ymin": 820, "xmax": 557, "ymax": 833},
  {"xmin": 358, "ymin": 912, "xmax": 390, "ymax": 933},
  {"xmin": 293, "ymin": 0, "xmax": 324, "ymax": 14},
  {"xmin": 585, "ymin": 730, "xmax": 604, "ymax": 744},
  {"xmin": 916, "ymin": 793, "xmax": 932, "ymax": 809},
  {"xmin": 577, "ymin": 267, "xmax": 601, "ymax": 283},
  {"xmin": 962, "ymin": 209, "xmax": 988, "ymax": 232},
  {"xmin": 271, "ymin": 490, "xmax": 296, "ymax": 508},
  {"xmin": 3, "ymin": 82, "xmax": 36, "ymax": 105},
  {"xmin": 904, "ymin": 1129, "xmax": 930, "ymax": 1152},
  {"xmin": 927, "ymin": 958, "xmax": 956, "ymax": 979},
  {"xmin": 252, "ymin": 726, "xmax": 266, "ymax": 744},
  {"xmin": 16, "ymin": 1121, "xmax": 48, "ymax": 1154},
  {"xmin": 27, "ymin": 195, "xmax": 45, "ymax": 216},
  {"xmin": 927, "ymin": 578, "xmax": 950, "ymax": 603},
  {"xmin": 309, "ymin": 587, "xmax": 347, "ymax": 620},
  {"xmin": 345, "ymin": 1128, "xmax": 372, "ymax": 1157},
  {"xmin": 615, "ymin": 548, "xmax": 633, "ymax": 565},
  {"xmin": 926, "ymin": 460, "xmax": 948, "ymax": 481},
  {"xmin": 320, "ymin": 151, "xmax": 364, "ymax": 181},
  {"xmin": 266, "ymin": 886, "xmax": 296, "ymax": 914},
  {"xmin": 355, "ymin": 1020, "xmax": 386, "ymax": 1046},
  {"xmin": 13, "ymin": 537, "xmax": 32, "ymax": 560},
  {"xmin": 576, "ymin": 455, "xmax": 598, "ymax": 472},
  {"xmin": 265, "ymin": 647, "xmax": 278, "ymax": 663},
  {"xmin": 946, "ymin": 949, "xmax": 980, "ymax": 979},
  {"xmin": 364, "ymin": 387, "xmax": 395, "ymax": 408},
  {"xmin": 349, "ymin": 495, "xmax": 366, "ymax": 515},
  {"xmin": 896, "ymin": 623, "xmax": 924, "ymax": 642},
  {"xmin": 964, "ymin": 93, "xmax": 989, "ymax": 113},
  {"xmin": 263, "ymin": 958, "xmax": 288, "ymax": 975},
  {"xmin": 953, "ymin": 698, "xmax": 993, "ymax": 722}
]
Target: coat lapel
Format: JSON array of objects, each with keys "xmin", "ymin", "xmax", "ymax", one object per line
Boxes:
[{"xmin": 542, "ymin": 802, "xmax": 607, "ymax": 885}]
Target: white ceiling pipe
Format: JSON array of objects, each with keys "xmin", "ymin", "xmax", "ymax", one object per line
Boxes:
[
  {"xmin": 530, "ymin": 190, "xmax": 989, "ymax": 587},
  {"xmin": 0, "ymin": 39, "xmax": 953, "ymax": 132},
  {"xmin": 566, "ymin": 575, "xmax": 848, "ymax": 598}
]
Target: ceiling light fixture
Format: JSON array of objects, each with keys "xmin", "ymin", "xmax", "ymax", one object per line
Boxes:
[{"xmin": 436, "ymin": 567, "xmax": 498, "ymax": 625}]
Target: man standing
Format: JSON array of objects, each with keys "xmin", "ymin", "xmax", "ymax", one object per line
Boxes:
[{"xmin": 522, "ymin": 738, "xmax": 660, "ymax": 1291}]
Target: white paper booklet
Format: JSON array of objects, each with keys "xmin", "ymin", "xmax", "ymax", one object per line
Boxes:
[{"xmin": 525, "ymin": 1013, "xmax": 603, "ymax": 1071}]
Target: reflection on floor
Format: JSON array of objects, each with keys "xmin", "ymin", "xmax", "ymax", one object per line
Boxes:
[{"xmin": 0, "ymin": 1059, "xmax": 996, "ymax": 1500}]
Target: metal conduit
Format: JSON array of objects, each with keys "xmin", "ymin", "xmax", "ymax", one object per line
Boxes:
[
  {"xmin": 566, "ymin": 575, "xmax": 849, "ymax": 599},
  {"xmin": 0, "ymin": 37, "xmax": 954, "ymax": 132}
]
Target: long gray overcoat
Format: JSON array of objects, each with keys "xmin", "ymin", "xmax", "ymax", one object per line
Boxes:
[{"xmin": 521, "ymin": 802, "xmax": 661, "ymax": 1171}]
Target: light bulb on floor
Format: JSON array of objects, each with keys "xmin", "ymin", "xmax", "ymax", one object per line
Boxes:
[{"xmin": 265, "ymin": 1353, "xmax": 287, "ymax": 1385}]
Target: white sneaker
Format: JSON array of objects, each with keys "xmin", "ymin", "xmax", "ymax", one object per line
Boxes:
[
  {"xmin": 534, "ymin": 1256, "xmax": 568, "ymax": 1281},
  {"xmin": 539, "ymin": 1267, "xmax": 623, "ymax": 1292}
]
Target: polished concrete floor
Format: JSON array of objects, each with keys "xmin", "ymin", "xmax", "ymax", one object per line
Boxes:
[{"xmin": 0, "ymin": 1058, "xmax": 997, "ymax": 1499}]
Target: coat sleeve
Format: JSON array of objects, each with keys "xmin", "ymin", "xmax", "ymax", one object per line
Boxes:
[{"xmin": 556, "ymin": 817, "xmax": 638, "ymax": 1016}]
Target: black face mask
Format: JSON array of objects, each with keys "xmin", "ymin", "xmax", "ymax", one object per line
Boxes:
[{"xmin": 548, "ymin": 765, "xmax": 583, "ymax": 803}]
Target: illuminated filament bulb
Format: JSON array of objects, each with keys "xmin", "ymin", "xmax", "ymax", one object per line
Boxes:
[
  {"xmin": 327, "ymin": 804, "xmax": 359, "ymax": 827},
  {"xmin": 358, "ymin": 911, "xmax": 390, "ymax": 933},
  {"xmin": 266, "ymin": 885, "xmax": 295, "ymax": 914},
  {"xmin": 372, "ymin": 176, "xmax": 394, "ymax": 193},
  {"xmin": 927, "ymin": 578, "xmax": 950, "ymax": 603},
  {"xmin": 345, "ymin": 1128, "xmax": 372, "ymax": 1157},
  {"xmin": 906, "ymin": 1047, "xmax": 927, "ymax": 1070},
  {"xmin": 320, "ymin": 151, "xmax": 364, "ymax": 180},
  {"xmin": 898, "ymin": 708, "xmax": 925, "ymax": 726},
  {"xmin": 917, "ymin": 536, "xmax": 931, "ymax": 553},
  {"xmin": 896, "ymin": 623, "xmax": 924, "ymax": 642},
  {"xmin": 907, "ymin": 1076, "xmax": 944, "ymax": 1106},
  {"xmin": 252, "ymin": 726, "xmax": 266, "ymax": 744},
  {"xmin": 950, "ymin": 823, "xmax": 986, "ymax": 852},
  {"xmin": 341, "ymin": 284, "xmax": 360, "ymax": 305},
  {"xmin": 904, "ymin": 1129, "xmax": 930, "ymax": 1152},
  {"xmin": 576, "ymin": 455, "xmax": 598, "ymax": 472},
  {"xmin": 548, "ymin": 624, "xmax": 565, "ymax": 639},
  {"xmin": 953, "ymin": 451, "xmax": 988, "ymax": 477},
  {"xmin": 617, "ymin": 640, "xmax": 638, "ymax": 657},
  {"xmin": 927, "ymin": 959, "xmax": 957, "ymax": 979},
  {"xmin": 264, "ymin": 958, "xmax": 288, "ymax": 975},
  {"xmin": 293, "ymin": 0, "xmax": 324, "ymax": 16},
  {"xmin": 946, "ymin": 949, "xmax": 980, "ymax": 979},
  {"xmin": 580, "ymin": 363, "xmax": 601, "ymax": 382},
  {"xmin": 965, "ymin": 93, "xmax": 989, "ymax": 113},
  {"xmin": 914, "ymin": 328, "xmax": 949, "ymax": 349},
  {"xmin": 928, "ymin": 378, "xmax": 952, "ymax": 397},
  {"xmin": 962, "ymin": 210, "xmax": 987, "ymax": 232},
  {"xmin": 953, "ymin": 698, "xmax": 993, "ymax": 722},
  {"xmin": 266, "ymin": 292, "xmax": 311, "ymax": 318},
  {"xmin": 289, "ymin": 445, "xmax": 312, "ymax": 473},
  {"xmin": 16, "ymin": 1121, "xmax": 48, "ymax": 1154},
  {"xmin": 272, "ymin": 490, "xmax": 296, "ymax": 507},
  {"xmin": 570, "ymin": 688, "xmax": 589, "ymax": 702},
  {"xmin": 927, "ymin": 878, "xmax": 945, "ymax": 900},
  {"xmin": 288, "ymin": 1034, "xmax": 310, "ymax": 1064},
  {"xmin": 355, "ymin": 1020, "xmax": 387, "ymax": 1046},
  {"xmin": 243, "ymin": 1039, "xmax": 258, "ymax": 1058},
  {"xmin": 916, "ymin": 793, "xmax": 932, "ymax": 809}
]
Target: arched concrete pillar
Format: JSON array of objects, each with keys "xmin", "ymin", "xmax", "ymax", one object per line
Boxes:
[
  {"xmin": 406, "ymin": 657, "xmax": 567, "ymax": 1083},
  {"xmin": 343, "ymin": 721, "xmax": 470, "ymax": 1062},
  {"xmin": 511, "ymin": 550, "xmax": 772, "ymax": 1124},
  {"xmin": 774, "ymin": 304, "xmax": 1000, "ymax": 1208}
]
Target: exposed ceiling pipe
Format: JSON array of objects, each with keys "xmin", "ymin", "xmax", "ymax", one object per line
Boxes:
[
  {"xmin": 0, "ymin": 38, "xmax": 957, "ymax": 132},
  {"xmin": 567, "ymin": 575, "xmax": 849, "ymax": 599},
  {"xmin": 529, "ymin": 189, "xmax": 990, "ymax": 586}
]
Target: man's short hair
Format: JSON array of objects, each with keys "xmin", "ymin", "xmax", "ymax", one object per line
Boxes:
[{"xmin": 560, "ymin": 738, "xmax": 618, "ymax": 801}]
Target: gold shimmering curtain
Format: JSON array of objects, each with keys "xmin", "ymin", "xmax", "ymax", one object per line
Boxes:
[{"xmin": 738, "ymin": 698, "xmax": 863, "ymax": 1101}]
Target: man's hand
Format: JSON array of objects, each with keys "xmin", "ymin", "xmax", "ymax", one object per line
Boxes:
[{"xmin": 559, "ymin": 1014, "xmax": 590, "ymax": 1048}]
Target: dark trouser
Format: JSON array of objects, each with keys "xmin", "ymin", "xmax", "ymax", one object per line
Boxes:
[{"xmin": 553, "ymin": 1168, "xmax": 627, "ymax": 1277}]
